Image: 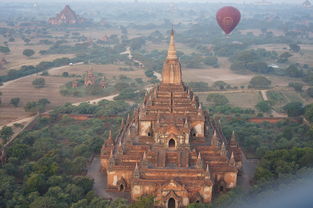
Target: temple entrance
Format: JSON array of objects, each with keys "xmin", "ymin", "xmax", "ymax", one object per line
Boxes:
[
  {"xmin": 119, "ymin": 184, "xmax": 124, "ymax": 192},
  {"xmin": 168, "ymin": 198, "xmax": 176, "ymax": 208},
  {"xmin": 168, "ymin": 139, "xmax": 176, "ymax": 148}
]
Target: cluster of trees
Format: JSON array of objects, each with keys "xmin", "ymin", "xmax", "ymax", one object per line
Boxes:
[
  {"xmin": 10, "ymin": 97, "xmax": 20, "ymax": 107},
  {"xmin": 52, "ymin": 100, "xmax": 131, "ymax": 117},
  {"xmin": 230, "ymin": 49, "xmax": 277, "ymax": 74},
  {"xmin": 207, "ymin": 94, "xmax": 229, "ymax": 106},
  {"xmin": 0, "ymin": 100, "xmax": 138, "ymax": 207},
  {"xmin": 249, "ymin": 76, "xmax": 271, "ymax": 89},
  {"xmin": 222, "ymin": 118, "xmax": 313, "ymax": 158},
  {"xmin": 23, "ymin": 49, "xmax": 35, "ymax": 57},
  {"xmin": 255, "ymin": 101, "xmax": 272, "ymax": 113},
  {"xmin": 188, "ymin": 82, "xmax": 209, "ymax": 92},
  {"xmin": 0, "ymin": 126, "xmax": 13, "ymax": 144},
  {"xmin": 255, "ymin": 147, "xmax": 313, "ymax": 183},
  {"xmin": 24, "ymin": 98, "xmax": 50, "ymax": 113},
  {"xmin": 0, "ymin": 57, "xmax": 72, "ymax": 83},
  {"xmin": 32, "ymin": 78, "xmax": 45, "ymax": 88},
  {"xmin": 0, "ymin": 46, "xmax": 10, "ymax": 54}
]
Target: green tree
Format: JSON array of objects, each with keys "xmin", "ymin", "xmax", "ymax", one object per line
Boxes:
[
  {"xmin": 249, "ymin": 76, "xmax": 271, "ymax": 89},
  {"xmin": 29, "ymin": 196, "xmax": 58, "ymax": 208},
  {"xmin": 0, "ymin": 126, "xmax": 14, "ymax": 142},
  {"xmin": 283, "ymin": 102, "xmax": 304, "ymax": 117},
  {"xmin": 62, "ymin": 72, "xmax": 69, "ymax": 77},
  {"xmin": 129, "ymin": 196, "xmax": 154, "ymax": 208},
  {"xmin": 23, "ymin": 49, "xmax": 35, "ymax": 57},
  {"xmin": 207, "ymin": 94, "xmax": 229, "ymax": 106},
  {"xmin": 212, "ymin": 81, "xmax": 229, "ymax": 90},
  {"xmin": 278, "ymin": 52, "xmax": 292, "ymax": 63},
  {"xmin": 25, "ymin": 173, "xmax": 47, "ymax": 193},
  {"xmin": 256, "ymin": 101, "xmax": 272, "ymax": 113},
  {"xmin": 306, "ymin": 87, "xmax": 313, "ymax": 98},
  {"xmin": 286, "ymin": 64, "xmax": 303, "ymax": 78},
  {"xmin": 32, "ymin": 78, "xmax": 46, "ymax": 88},
  {"xmin": 0, "ymin": 46, "xmax": 10, "ymax": 53},
  {"xmin": 289, "ymin": 43, "xmax": 301, "ymax": 53},
  {"xmin": 24, "ymin": 101, "xmax": 38, "ymax": 113},
  {"xmin": 304, "ymin": 104, "xmax": 313, "ymax": 122},
  {"xmin": 288, "ymin": 82, "xmax": 303, "ymax": 92},
  {"xmin": 10, "ymin": 97, "xmax": 20, "ymax": 107},
  {"xmin": 65, "ymin": 184, "xmax": 84, "ymax": 202},
  {"xmin": 188, "ymin": 82, "xmax": 209, "ymax": 92},
  {"xmin": 38, "ymin": 98, "xmax": 50, "ymax": 112},
  {"xmin": 203, "ymin": 56, "xmax": 218, "ymax": 67},
  {"xmin": 23, "ymin": 38, "xmax": 31, "ymax": 45}
]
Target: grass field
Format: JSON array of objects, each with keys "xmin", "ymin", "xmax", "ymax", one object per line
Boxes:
[
  {"xmin": 197, "ymin": 91, "xmax": 262, "ymax": 109},
  {"xmin": 0, "ymin": 63, "xmax": 147, "ymax": 126},
  {"xmin": 0, "ymin": 36, "xmax": 75, "ymax": 75},
  {"xmin": 48, "ymin": 64, "xmax": 147, "ymax": 80},
  {"xmin": 251, "ymin": 43, "xmax": 313, "ymax": 66}
]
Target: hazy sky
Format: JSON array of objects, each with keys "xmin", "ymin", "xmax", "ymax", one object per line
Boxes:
[{"xmin": 0, "ymin": 0, "xmax": 302, "ymax": 4}]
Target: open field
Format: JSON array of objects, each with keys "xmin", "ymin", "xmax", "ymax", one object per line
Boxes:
[
  {"xmin": 0, "ymin": 37, "xmax": 75, "ymax": 75},
  {"xmin": 197, "ymin": 91, "xmax": 263, "ymax": 109},
  {"xmin": 183, "ymin": 57, "xmax": 307, "ymax": 88},
  {"xmin": 251, "ymin": 43, "xmax": 313, "ymax": 66},
  {"xmin": 0, "ymin": 106, "xmax": 32, "ymax": 126},
  {"xmin": 0, "ymin": 63, "xmax": 146, "ymax": 126},
  {"xmin": 48, "ymin": 64, "xmax": 147, "ymax": 80},
  {"xmin": 223, "ymin": 92, "xmax": 263, "ymax": 109}
]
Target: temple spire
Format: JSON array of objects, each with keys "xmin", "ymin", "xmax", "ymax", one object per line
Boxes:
[
  {"xmin": 162, "ymin": 28, "xmax": 182, "ymax": 85},
  {"xmin": 167, "ymin": 28, "xmax": 177, "ymax": 60}
]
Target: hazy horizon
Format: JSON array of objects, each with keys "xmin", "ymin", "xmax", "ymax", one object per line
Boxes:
[{"xmin": 0, "ymin": 0, "xmax": 305, "ymax": 4}]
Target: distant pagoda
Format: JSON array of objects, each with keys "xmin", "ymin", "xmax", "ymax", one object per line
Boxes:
[
  {"xmin": 100, "ymin": 30, "xmax": 242, "ymax": 208},
  {"xmin": 48, "ymin": 5, "xmax": 86, "ymax": 25},
  {"xmin": 303, "ymin": 0, "xmax": 312, "ymax": 7}
]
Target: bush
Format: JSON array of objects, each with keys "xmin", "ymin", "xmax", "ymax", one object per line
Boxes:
[
  {"xmin": 32, "ymin": 78, "xmax": 46, "ymax": 88},
  {"xmin": 62, "ymin": 72, "xmax": 69, "ymax": 77},
  {"xmin": 283, "ymin": 102, "xmax": 304, "ymax": 117},
  {"xmin": 249, "ymin": 76, "xmax": 271, "ymax": 89},
  {"xmin": 23, "ymin": 49, "xmax": 35, "ymax": 57},
  {"xmin": 203, "ymin": 56, "xmax": 218, "ymax": 67},
  {"xmin": 212, "ymin": 81, "xmax": 229, "ymax": 90},
  {"xmin": 207, "ymin": 94, "xmax": 229, "ymax": 106},
  {"xmin": 10, "ymin": 97, "xmax": 20, "ymax": 107},
  {"xmin": 188, "ymin": 82, "xmax": 209, "ymax": 92},
  {"xmin": 286, "ymin": 64, "xmax": 303, "ymax": 78},
  {"xmin": 306, "ymin": 87, "xmax": 313, "ymax": 98},
  {"xmin": 0, "ymin": 46, "xmax": 10, "ymax": 53},
  {"xmin": 288, "ymin": 82, "xmax": 303, "ymax": 92},
  {"xmin": 256, "ymin": 101, "xmax": 272, "ymax": 113}
]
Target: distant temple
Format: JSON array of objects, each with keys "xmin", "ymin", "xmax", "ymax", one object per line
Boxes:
[
  {"xmin": 48, "ymin": 5, "xmax": 86, "ymax": 25},
  {"xmin": 84, "ymin": 71, "xmax": 96, "ymax": 87},
  {"xmin": 303, "ymin": 0, "xmax": 312, "ymax": 7},
  {"xmin": 100, "ymin": 30, "xmax": 242, "ymax": 207}
]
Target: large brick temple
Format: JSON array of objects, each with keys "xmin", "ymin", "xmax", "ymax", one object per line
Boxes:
[{"xmin": 100, "ymin": 30, "xmax": 242, "ymax": 208}]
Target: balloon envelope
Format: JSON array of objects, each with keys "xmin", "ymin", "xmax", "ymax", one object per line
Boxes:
[{"xmin": 216, "ymin": 6, "xmax": 241, "ymax": 35}]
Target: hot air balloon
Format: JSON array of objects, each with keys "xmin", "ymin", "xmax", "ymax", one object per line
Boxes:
[{"xmin": 216, "ymin": 6, "xmax": 241, "ymax": 35}]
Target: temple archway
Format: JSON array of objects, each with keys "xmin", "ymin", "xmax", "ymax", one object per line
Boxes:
[
  {"xmin": 168, "ymin": 139, "xmax": 176, "ymax": 148},
  {"xmin": 117, "ymin": 177, "xmax": 127, "ymax": 192},
  {"xmin": 217, "ymin": 180, "xmax": 226, "ymax": 193},
  {"xmin": 119, "ymin": 184, "xmax": 124, "ymax": 192},
  {"xmin": 168, "ymin": 198, "xmax": 176, "ymax": 208}
]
